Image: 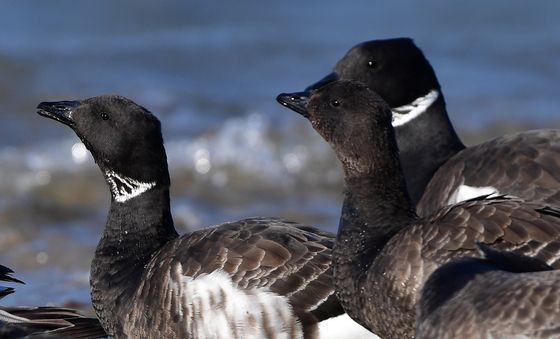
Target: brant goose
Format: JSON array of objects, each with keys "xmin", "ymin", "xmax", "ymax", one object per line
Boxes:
[
  {"xmin": 0, "ymin": 264, "xmax": 106, "ymax": 338},
  {"xmin": 417, "ymin": 244, "xmax": 560, "ymax": 338},
  {"xmin": 37, "ymin": 95, "xmax": 376, "ymax": 339},
  {"xmin": 303, "ymin": 38, "xmax": 560, "ymax": 216},
  {"xmin": 277, "ymin": 80, "xmax": 560, "ymax": 338}
]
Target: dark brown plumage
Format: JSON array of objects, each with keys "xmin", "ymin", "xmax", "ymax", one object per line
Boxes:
[
  {"xmin": 37, "ymin": 96, "xmax": 369, "ymax": 339},
  {"xmin": 417, "ymin": 245, "xmax": 560, "ymax": 338},
  {"xmin": 277, "ymin": 80, "xmax": 560, "ymax": 338},
  {"xmin": 121, "ymin": 218, "xmax": 337, "ymax": 338},
  {"xmin": 418, "ymin": 129, "xmax": 560, "ymax": 215}
]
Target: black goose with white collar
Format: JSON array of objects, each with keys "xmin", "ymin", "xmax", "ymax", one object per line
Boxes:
[
  {"xmin": 277, "ymin": 80, "xmax": 560, "ymax": 338},
  {"xmin": 417, "ymin": 244, "xmax": 560, "ymax": 338},
  {"xmin": 0, "ymin": 264, "xmax": 107, "ymax": 338},
  {"xmin": 304, "ymin": 37, "xmax": 560, "ymax": 216},
  {"xmin": 37, "ymin": 95, "xmax": 375, "ymax": 339}
]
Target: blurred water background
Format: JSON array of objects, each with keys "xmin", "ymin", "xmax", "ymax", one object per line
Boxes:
[{"xmin": 0, "ymin": 0, "xmax": 559, "ymax": 312}]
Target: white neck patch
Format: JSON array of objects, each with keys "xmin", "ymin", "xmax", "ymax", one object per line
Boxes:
[
  {"xmin": 391, "ymin": 89, "xmax": 439, "ymax": 127},
  {"xmin": 105, "ymin": 170, "xmax": 156, "ymax": 203}
]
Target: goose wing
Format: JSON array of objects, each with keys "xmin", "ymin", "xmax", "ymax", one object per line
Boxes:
[
  {"xmin": 175, "ymin": 217, "xmax": 336, "ymax": 314},
  {"xmin": 128, "ymin": 217, "xmax": 340, "ymax": 338},
  {"xmin": 427, "ymin": 195, "xmax": 560, "ymax": 265},
  {"xmin": 379, "ymin": 196, "xmax": 560, "ymax": 310},
  {"xmin": 417, "ymin": 257, "xmax": 560, "ymax": 338},
  {"xmin": 417, "ymin": 129, "xmax": 560, "ymax": 216}
]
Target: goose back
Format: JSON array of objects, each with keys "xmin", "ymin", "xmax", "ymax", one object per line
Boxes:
[
  {"xmin": 417, "ymin": 246, "xmax": 560, "ymax": 338},
  {"xmin": 417, "ymin": 129, "xmax": 560, "ymax": 215},
  {"xmin": 123, "ymin": 218, "xmax": 337, "ymax": 338}
]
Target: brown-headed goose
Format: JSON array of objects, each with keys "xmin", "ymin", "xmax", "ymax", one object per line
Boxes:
[
  {"xmin": 0, "ymin": 264, "xmax": 107, "ymax": 338},
  {"xmin": 417, "ymin": 244, "xmax": 560, "ymax": 338},
  {"xmin": 37, "ymin": 96, "xmax": 376, "ymax": 339},
  {"xmin": 303, "ymin": 37, "xmax": 560, "ymax": 216},
  {"xmin": 277, "ymin": 80, "xmax": 560, "ymax": 338}
]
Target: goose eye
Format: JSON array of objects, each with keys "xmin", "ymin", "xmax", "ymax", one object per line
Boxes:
[
  {"xmin": 330, "ymin": 99, "xmax": 340, "ymax": 107},
  {"xmin": 100, "ymin": 112, "xmax": 109, "ymax": 120},
  {"xmin": 367, "ymin": 60, "xmax": 377, "ymax": 69}
]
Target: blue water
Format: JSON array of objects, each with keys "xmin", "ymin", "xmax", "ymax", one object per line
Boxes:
[{"xmin": 0, "ymin": 0, "xmax": 558, "ymax": 309}]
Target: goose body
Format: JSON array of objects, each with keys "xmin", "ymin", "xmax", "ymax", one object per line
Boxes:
[
  {"xmin": 417, "ymin": 245, "xmax": 560, "ymax": 338},
  {"xmin": 107, "ymin": 218, "xmax": 337, "ymax": 339},
  {"xmin": 419, "ymin": 129, "xmax": 560, "ymax": 215},
  {"xmin": 304, "ymin": 37, "xmax": 560, "ymax": 216},
  {"xmin": 278, "ymin": 81, "xmax": 560, "ymax": 338},
  {"xmin": 37, "ymin": 96, "xmax": 375, "ymax": 339}
]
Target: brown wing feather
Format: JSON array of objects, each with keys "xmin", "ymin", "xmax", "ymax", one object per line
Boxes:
[
  {"xmin": 175, "ymin": 218, "xmax": 335, "ymax": 311},
  {"xmin": 418, "ymin": 197, "xmax": 560, "ymax": 298},
  {"xmin": 417, "ymin": 268, "xmax": 560, "ymax": 338},
  {"xmin": 126, "ymin": 217, "xmax": 340, "ymax": 338},
  {"xmin": 364, "ymin": 196, "xmax": 560, "ymax": 337},
  {"xmin": 418, "ymin": 129, "xmax": 560, "ymax": 216},
  {"xmin": 426, "ymin": 197, "xmax": 560, "ymax": 266}
]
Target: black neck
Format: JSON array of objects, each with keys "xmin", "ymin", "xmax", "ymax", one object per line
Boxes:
[
  {"xmin": 90, "ymin": 184, "xmax": 178, "ymax": 336},
  {"xmin": 333, "ymin": 122, "xmax": 418, "ymax": 307},
  {"xmin": 395, "ymin": 95, "xmax": 465, "ymax": 204}
]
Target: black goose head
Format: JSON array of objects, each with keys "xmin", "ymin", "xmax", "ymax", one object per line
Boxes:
[
  {"xmin": 306, "ymin": 38, "xmax": 440, "ymax": 109},
  {"xmin": 37, "ymin": 95, "xmax": 170, "ymax": 188},
  {"xmin": 278, "ymin": 80, "xmax": 396, "ymax": 173}
]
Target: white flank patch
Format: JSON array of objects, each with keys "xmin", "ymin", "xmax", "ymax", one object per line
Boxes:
[
  {"xmin": 391, "ymin": 89, "xmax": 439, "ymax": 127},
  {"xmin": 448, "ymin": 184, "xmax": 499, "ymax": 205},
  {"xmin": 105, "ymin": 170, "xmax": 156, "ymax": 203},
  {"xmin": 176, "ymin": 268, "xmax": 303, "ymax": 339},
  {"xmin": 319, "ymin": 314, "xmax": 380, "ymax": 339}
]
